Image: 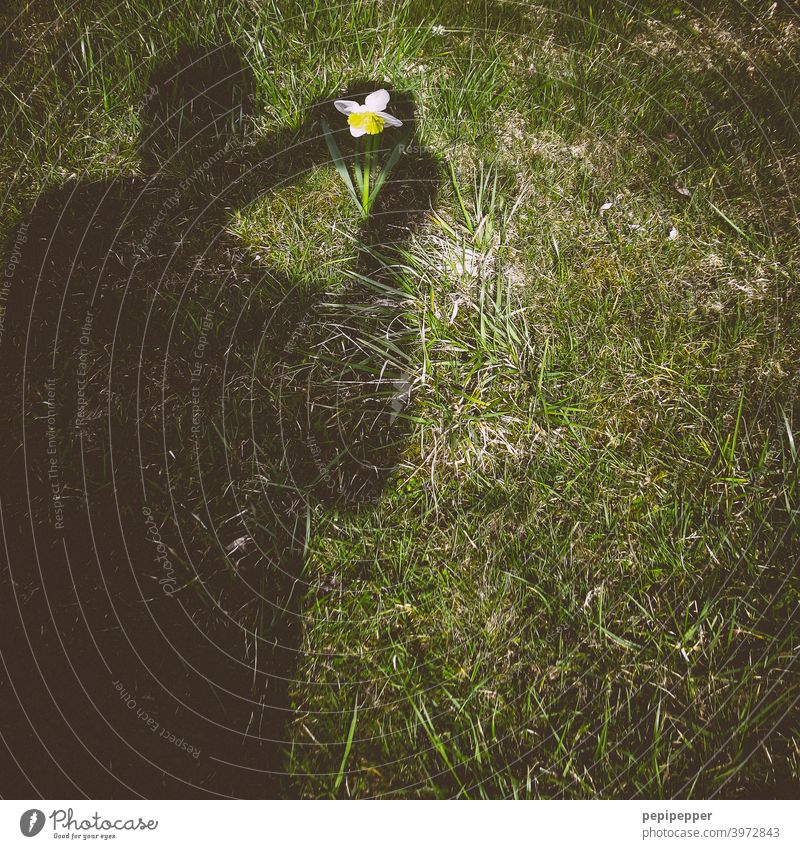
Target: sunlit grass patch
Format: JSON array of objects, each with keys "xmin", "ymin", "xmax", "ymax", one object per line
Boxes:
[{"xmin": 228, "ymin": 166, "xmax": 358, "ymax": 287}]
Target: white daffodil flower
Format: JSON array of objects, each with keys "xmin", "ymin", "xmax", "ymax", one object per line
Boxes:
[{"xmin": 334, "ymin": 89, "xmax": 403, "ymax": 137}]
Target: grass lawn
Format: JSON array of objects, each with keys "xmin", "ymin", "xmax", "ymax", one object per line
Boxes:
[{"xmin": 1, "ymin": 0, "xmax": 798, "ymax": 798}]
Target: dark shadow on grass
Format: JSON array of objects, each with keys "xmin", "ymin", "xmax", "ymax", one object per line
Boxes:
[{"xmin": 0, "ymin": 46, "xmax": 438, "ymax": 798}]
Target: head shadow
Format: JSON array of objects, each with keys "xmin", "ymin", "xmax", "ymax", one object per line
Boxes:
[{"xmin": 137, "ymin": 42, "xmax": 255, "ymax": 175}]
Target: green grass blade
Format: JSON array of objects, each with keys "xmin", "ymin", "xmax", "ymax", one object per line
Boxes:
[{"xmin": 333, "ymin": 698, "xmax": 359, "ymax": 795}]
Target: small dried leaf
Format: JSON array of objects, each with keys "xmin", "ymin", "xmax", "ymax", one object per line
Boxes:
[{"xmin": 225, "ymin": 536, "xmax": 250, "ymax": 554}]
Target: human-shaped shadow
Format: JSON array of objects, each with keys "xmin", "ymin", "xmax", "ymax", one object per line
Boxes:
[{"xmin": 0, "ymin": 44, "xmax": 438, "ymax": 798}]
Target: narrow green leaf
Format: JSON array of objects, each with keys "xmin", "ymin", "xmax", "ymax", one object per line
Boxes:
[
  {"xmin": 334, "ymin": 698, "xmax": 359, "ymax": 794},
  {"xmin": 321, "ymin": 118, "xmax": 361, "ymax": 211}
]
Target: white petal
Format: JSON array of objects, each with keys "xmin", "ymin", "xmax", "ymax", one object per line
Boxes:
[
  {"xmin": 349, "ymin": 125, "xmax": 367, "ymax": 137},
  {"xmin": 377, "ymin": 111, "xmax": 403, "ymax": 128},
  {"xmin": 334, "ymin": 99, "xmax": 359, "ymax": 115},
  {"xmin": 365, "ymin": 89, "xmax": 390, "ymax": 111}
]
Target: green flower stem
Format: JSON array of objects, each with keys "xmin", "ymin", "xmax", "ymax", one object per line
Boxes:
[{"xmin": 362, "ymin": 135, "xmax": 373, "ymax": 215}]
